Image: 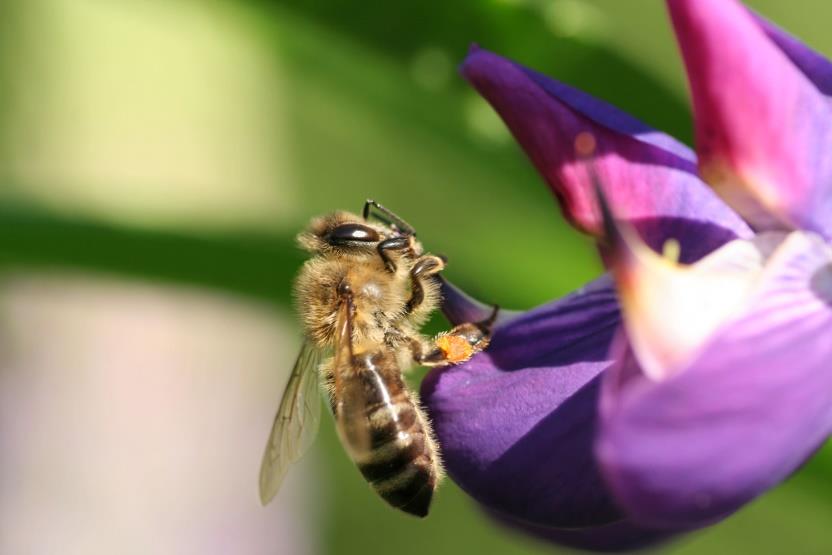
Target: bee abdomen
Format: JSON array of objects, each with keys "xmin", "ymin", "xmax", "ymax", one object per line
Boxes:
[
  {"xmin": 373, "ymin": 459, "xmax": 435, "ymax": 518},
  {"xmin": 357, "ymin": 400, "xmax": 437, "ymax": 517},
  {"xmin": 366, "ymin": 398, "xmax": 417, "ymax": 447}
]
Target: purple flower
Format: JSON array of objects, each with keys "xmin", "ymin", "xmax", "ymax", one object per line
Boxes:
[{"xmin": 421, "ymin": 0, "xmax": 832, "ymax": 550}]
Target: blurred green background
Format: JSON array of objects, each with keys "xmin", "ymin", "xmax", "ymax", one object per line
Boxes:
[{"xmin": 1, "ymin": 0, "xmax": 831, "ymax": 553}]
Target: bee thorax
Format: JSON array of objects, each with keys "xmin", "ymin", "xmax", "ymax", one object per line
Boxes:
[{"xmin": 360, "ymin": 281, "xmax": 384, "ymax": 301}]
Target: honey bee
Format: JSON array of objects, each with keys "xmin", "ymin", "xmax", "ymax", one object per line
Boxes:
[{"xmin": 259, "ymin": 200, "xmax": 495, "ymax": 517}]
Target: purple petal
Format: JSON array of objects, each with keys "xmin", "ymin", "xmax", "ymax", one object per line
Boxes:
[
  {"xmin": 754, "ymin": 12, "xmax": 832, "ymax": 98},
  {"xmin": 490, "ymin": 511, "xmax": 682, "ymax": 553},
  {"xmin": 437, "ymin": 276, "xmax": 519, "ymax": 327},
  {"xmin": 422, "ymin": 275, "xmax": 623, "ymax": 528},
  {"xmin": 597, "ymin": 231, "xmax": 832, "ymax": 528},
  {"xmin": 668, "ymin": 0, "xmax": 832, "ymax": 238},
  {"xmin": 461, "ymin": 47, "xmax": 751, "ymax": 262}
]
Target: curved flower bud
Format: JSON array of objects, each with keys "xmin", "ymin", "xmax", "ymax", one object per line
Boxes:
[
  {"xmin": 461, "ymin": 46, "xmax": 751, "ymax": 262},
  {"xmin": 598, "ymin": 221, "xmax": 832, "ymax": 527},
  {"xmin": 423, "ymin": 275, "xmax": 624, "ymax": 529},
  {"xmin": 668, "ymin": 0, "xmax": 832, "ymax": 239}
]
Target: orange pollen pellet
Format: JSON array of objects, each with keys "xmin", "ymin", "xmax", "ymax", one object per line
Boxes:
[{"xmin": 436, "ymin": 335, "xmax": 475, "ymax": 364}]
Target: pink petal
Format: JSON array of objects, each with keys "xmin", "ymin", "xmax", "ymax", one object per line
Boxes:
[
  {"xmin": 668, "ymin": 0, "xmax": 832, "ymax": 238},
  {"xmin": 754, "ymin": 12, "xmax": 832, "ymax": 98}
]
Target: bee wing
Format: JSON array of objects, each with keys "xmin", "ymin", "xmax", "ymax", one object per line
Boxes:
[
  {"xmin": 329, "ymin": 292, "xmax": 377, "ymax": 455},
  {"xmin": 258, "ymin": 338, "xmax": 323, "ymax": 505}
]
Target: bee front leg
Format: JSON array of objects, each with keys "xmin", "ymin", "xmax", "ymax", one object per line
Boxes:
[
  {"xmin": 405, "ymin": 254, "xmax": 446, "ymax": 314},
  {"xmin": 377, "ymin": 236, "xmax": 413, "ymax": 273},
  {"xmin": 410, "ymin": 305, "xmax": 499, "ymax": 367}
]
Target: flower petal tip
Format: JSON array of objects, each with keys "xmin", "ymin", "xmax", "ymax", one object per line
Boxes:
[
  {"xmin": 668, "ymin": 0, "xmax": 832, "ymax": 239},
  {"xmin": 461, "ymin": 46, "xmax": 750, "ymax": 257}
]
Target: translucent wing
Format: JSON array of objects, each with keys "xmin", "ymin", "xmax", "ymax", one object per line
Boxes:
[{"xmin": 259, "ymin": 339, "xmax": 323, "ymax": 505}]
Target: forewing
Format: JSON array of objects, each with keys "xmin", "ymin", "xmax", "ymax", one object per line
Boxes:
[
  {"xmin": 331, "ymin": 297, "xmax": 376, "ymax": 456},
  {"xmin": 259, "ymin": 339, "xmax": 323, "ymax": 505}
]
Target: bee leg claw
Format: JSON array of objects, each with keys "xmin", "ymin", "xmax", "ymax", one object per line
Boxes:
[{"xmin": 476, "ymin": 304, "xmax": 500, "ymax": 334}]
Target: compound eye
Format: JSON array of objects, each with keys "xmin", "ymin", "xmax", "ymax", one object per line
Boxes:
[{"xmin": 327, "ymin": 223, "xmax": 380, "ymax": 246}]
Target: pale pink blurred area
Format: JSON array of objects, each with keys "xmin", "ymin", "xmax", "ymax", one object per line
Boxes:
[{"xmin": 0, "ymin": 274, "xmax": 321, "ymax": 555}]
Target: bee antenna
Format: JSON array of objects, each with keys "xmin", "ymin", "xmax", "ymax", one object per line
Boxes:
[
  {"xmin": 362, "ymin": 199, "xmax": 374, "ymax": 220},
  {"xmin": 362, "ymin": 199, "xmax": 416, "ymax": 236}
]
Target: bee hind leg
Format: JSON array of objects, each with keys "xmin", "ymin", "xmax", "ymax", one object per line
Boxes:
[{"xmin": 411, "ymin": 305, "xmax": 499, "ymax": 367}]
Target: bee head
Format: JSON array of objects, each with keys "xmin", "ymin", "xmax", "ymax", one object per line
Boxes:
[{"xmin": 298, "ymin": 211, "xmax": 390, "ymax": 254}]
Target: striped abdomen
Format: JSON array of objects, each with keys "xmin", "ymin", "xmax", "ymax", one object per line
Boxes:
[{"xmin": 334, "ymin": 351, "xmax": 439, "ymax": 517}]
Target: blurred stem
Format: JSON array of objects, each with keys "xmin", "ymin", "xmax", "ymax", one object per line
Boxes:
[{"xmin": 0, "ymin": 204, "xmax": 303, "ymax": 306}]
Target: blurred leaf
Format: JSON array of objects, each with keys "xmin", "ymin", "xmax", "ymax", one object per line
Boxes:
[{"xmin": 0, "ymin": 202, "xmax": 302, "ymax": 306}]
